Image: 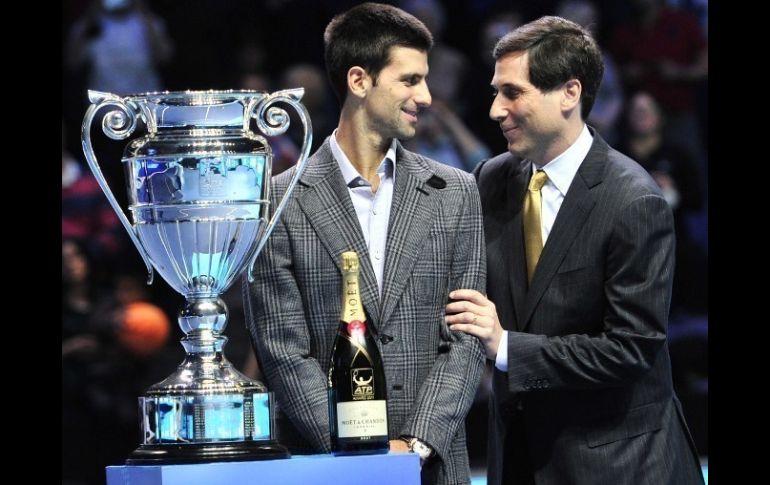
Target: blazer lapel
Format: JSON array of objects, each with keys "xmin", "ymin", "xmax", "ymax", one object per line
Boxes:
[
  {"xmin": 379, "ymin": 144, "xmax": 440, "ymax": 328},
  {"xmin": 521, "ymin": 135, "xmax": 607, "ymax": 330},
  {"xmin": 296, "ymin": 140, "xmax": 383, "ymax": 329}
]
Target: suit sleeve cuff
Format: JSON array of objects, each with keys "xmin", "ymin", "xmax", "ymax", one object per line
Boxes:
[{"xmin": 495, "ymin": 330, "xmax": 509, "ymax": 371}]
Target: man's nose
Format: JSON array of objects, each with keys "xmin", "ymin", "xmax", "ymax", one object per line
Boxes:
[
  {"xmin": 415, "ymin": 80, "xmax": 432, "ymax": 108},
  {"xmin": 489, "ymin": 94, "xmax": 506, "ymax": 121}
]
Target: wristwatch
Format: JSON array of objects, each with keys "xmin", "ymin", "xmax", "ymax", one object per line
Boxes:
[{"xmin": 400, "ymin": 436, "xmax": 434, "ymax": 465}]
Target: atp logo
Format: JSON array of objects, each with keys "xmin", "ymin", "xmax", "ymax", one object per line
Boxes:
[{"xmin": 351, "ymin": 367, "xmax": 374, "ymax": 400}]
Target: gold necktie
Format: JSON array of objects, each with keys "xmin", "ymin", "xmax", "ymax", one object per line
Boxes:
[{"xmin": 523, "ymin": 170, "xmax": 548, "ymax": 283}]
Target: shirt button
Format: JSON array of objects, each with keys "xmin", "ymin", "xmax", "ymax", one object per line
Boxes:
[{"xmin": 372, "ymin": 209, "xmax": 378, "ymax": 215}]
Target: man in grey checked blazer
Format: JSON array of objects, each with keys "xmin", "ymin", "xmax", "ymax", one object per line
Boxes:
[
  {"xmin": 446, "ymin": 17, "xmax": 704, "ymax": 485},
  {"xmin": 244, "ymin": 4, "xmax": 486, "ymax": 484}
]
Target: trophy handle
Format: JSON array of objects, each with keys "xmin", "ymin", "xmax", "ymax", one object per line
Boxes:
[
  {"xmin": 247, "ymin": 88, "xmax": 313, "ymax": 282},
  {"xmin": 81, "ymin": 90, "xmax": 155, "ymax": 284}
]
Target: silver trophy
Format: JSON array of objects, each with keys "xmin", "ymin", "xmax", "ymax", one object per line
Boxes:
[{"xmin": 81, "ymin": 89, "xmax": 311, "ymax": 464}]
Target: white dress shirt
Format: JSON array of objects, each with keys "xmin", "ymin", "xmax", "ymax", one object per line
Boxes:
[
  {"xmin": 330, "ymin": 130, "xmax": 396, "ymax": 296},
  {"xmin": 495, "ymin": 125, "xmax": 593, "ymax": 371}
]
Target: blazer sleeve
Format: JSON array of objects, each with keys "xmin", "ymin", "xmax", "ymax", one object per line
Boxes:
[
  {"xmin": 506, "ymin": 193, "xmax": 675, "ymax": 392},
  {"xmin": 243, "ymin": 197, "xmax": 331, "ymax": 452},
  {"xmin": 400, "ymin": 175, "xmax": 487, "ymax": 462}
]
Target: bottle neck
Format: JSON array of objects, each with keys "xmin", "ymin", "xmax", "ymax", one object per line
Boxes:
[{"xmin": 340, "ymin": 268, "xmax": 365, "ymax": 324}]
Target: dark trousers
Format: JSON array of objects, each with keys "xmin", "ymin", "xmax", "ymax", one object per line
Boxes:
[{"xmin": 502, "ymin": 411, "xmax": 535, "ymax": 485}]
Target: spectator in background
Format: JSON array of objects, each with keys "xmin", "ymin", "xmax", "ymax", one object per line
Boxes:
[
  {"xmin": 62, "ymin": 121, "xmax": 123, "ymax": 263},
  {"xmin": 400, "ymin": 0, "xmax": 491, "ymax": 172},
  {"xmin": 404, "ymin": 99, "xmax": 490, "ymax": 172},
  {"xmin": 65, "ymin": 0, "xmax": 175, "ymax": 225},
  {"xmin": 63, "ymin": 238, "xmax": 172, "ymax": 485},
  {"xmin": 65, "ymin": 0, "xmax": 174, "ymax": 95},
  {"xmin": 617, "ymin": 91, "xmax": 706, "ymax": 315},
  {"xmin": 609, "ymin": 0, "xmax": 708, "ymax": 171}
]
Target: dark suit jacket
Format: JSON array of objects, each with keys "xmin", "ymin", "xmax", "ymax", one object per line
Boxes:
[
  {"xmin": 245, "ymin": 138, "xmax": 486, "ymax": 484},
  {"xmin": 474, "ymin": 130, "xmax": 703, "ymax": 485}
]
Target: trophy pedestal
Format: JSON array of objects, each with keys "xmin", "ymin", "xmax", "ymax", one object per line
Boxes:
[
  {"xmin": 127, "ymin": 441, "xmax": 289, "ymax": 464},
  {"xmin": 107, "ymin": 452, "xmax": 421, "ymax": 485},
  {"xmin": 132, "ymin": 335, "xmax": 287, "ymax": 464}
]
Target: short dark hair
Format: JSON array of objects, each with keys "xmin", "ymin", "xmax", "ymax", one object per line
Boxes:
[
  {"xmin": 324, "ymin": 2, "xmax": 433, "ymax": 104},
  {"xmin": 493, "ymin": 16, "xmax": 603, "ymax": 120}
]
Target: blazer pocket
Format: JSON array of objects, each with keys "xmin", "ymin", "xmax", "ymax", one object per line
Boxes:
[
  {"xmin": 585, "ymin": 401, "xmax": 665, "ymax": 448},
  {"xmin": 556, "ymin": 263, "xmax": 589, "ymax": 275},
  {"xmin": 550, "ymin": 265, "xmax": 588, "ymax": 288}
]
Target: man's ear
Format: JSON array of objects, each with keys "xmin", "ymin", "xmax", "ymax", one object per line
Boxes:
[
  {"xmin": 561, "ymin": 79, "xmax": 582, "ymax": 113},
  {"xmin": 347, "ymin": 66, "xmax": 370, "ymax": 99}
]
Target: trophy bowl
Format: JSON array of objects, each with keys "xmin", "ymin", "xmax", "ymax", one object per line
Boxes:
[{"xmin": 81, "ymin": 89, "xmax": 311, "ymax": 464}]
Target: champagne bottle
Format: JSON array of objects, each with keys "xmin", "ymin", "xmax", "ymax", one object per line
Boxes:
[{"xmin": 328, "ymin": 251, "xmax": 389, "ymax": 455}]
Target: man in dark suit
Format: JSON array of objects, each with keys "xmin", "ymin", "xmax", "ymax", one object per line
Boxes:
[
  {"xmin": 245, "ymin": 4, "xmax": 486, "ymax": 484},
  {"xmin": 446, "ymin": 16, "xmax": 704, "ymax": 485}
]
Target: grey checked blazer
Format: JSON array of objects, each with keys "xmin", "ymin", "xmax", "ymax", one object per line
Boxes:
[
  {"xmin": 244, "ymin": 138, "xmax": 486, "ymax": 485},
  {"xmin": 475, "ymin": 129, "xmax": 704, "ymax": 485}
]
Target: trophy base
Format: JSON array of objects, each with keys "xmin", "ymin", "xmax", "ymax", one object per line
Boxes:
[{"xmin": 126, "ymin": 440, "xmax": 290, "ymax": 465}]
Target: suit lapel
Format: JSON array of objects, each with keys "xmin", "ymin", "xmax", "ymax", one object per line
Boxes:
[
  {"xmin": 503, "ymin": 159, "xmax": 531, "ymax": 331},
  {"xmin": 521, "ymin": 134, "xmax": 607, "ymax": 330},
  {"xmin": 379, "ymin": 144, "xmax": 439, "ymax": 328},
  {"xmin": 296, "ymin": 141, "xmax": 383, "ymax": 329}
]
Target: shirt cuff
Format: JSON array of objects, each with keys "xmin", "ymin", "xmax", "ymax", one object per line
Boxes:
[{"xmin": 495, "ymin": 330, "xmax": 508, "ymax": 371}]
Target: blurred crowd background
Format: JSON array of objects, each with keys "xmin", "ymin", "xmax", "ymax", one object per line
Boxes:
[{"xmin": 62, "ymin": 1, "xmax": 708, "ymax": 483}]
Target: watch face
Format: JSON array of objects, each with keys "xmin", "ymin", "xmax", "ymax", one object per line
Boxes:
[{"xmin": 411, "ymin": 439, "xmax": 432, "ymax": 459}]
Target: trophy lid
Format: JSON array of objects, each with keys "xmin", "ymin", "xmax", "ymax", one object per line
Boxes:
[
  {"xmin": 127, "ymin": 90, "xmax": 269, "ymax": 130},
  {"xmin": 123, "ymin": 129, "xmax": 271, "ymax": 160},
  {"xmin": 126, "ymin": 89, "xmax": 267, "ymax": 104},
  {"xmin": 112, "ymin": 90, "xmax": 274, "ymax": 159}
]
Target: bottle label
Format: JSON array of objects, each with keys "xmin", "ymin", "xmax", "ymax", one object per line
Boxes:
[
  {"xmin": 336, "ymin": 400, "xmax": 388, "ymax": 438},
  {"xmin": 351, "ymin": 367, "xmax": 375, "ymax": 400}
]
